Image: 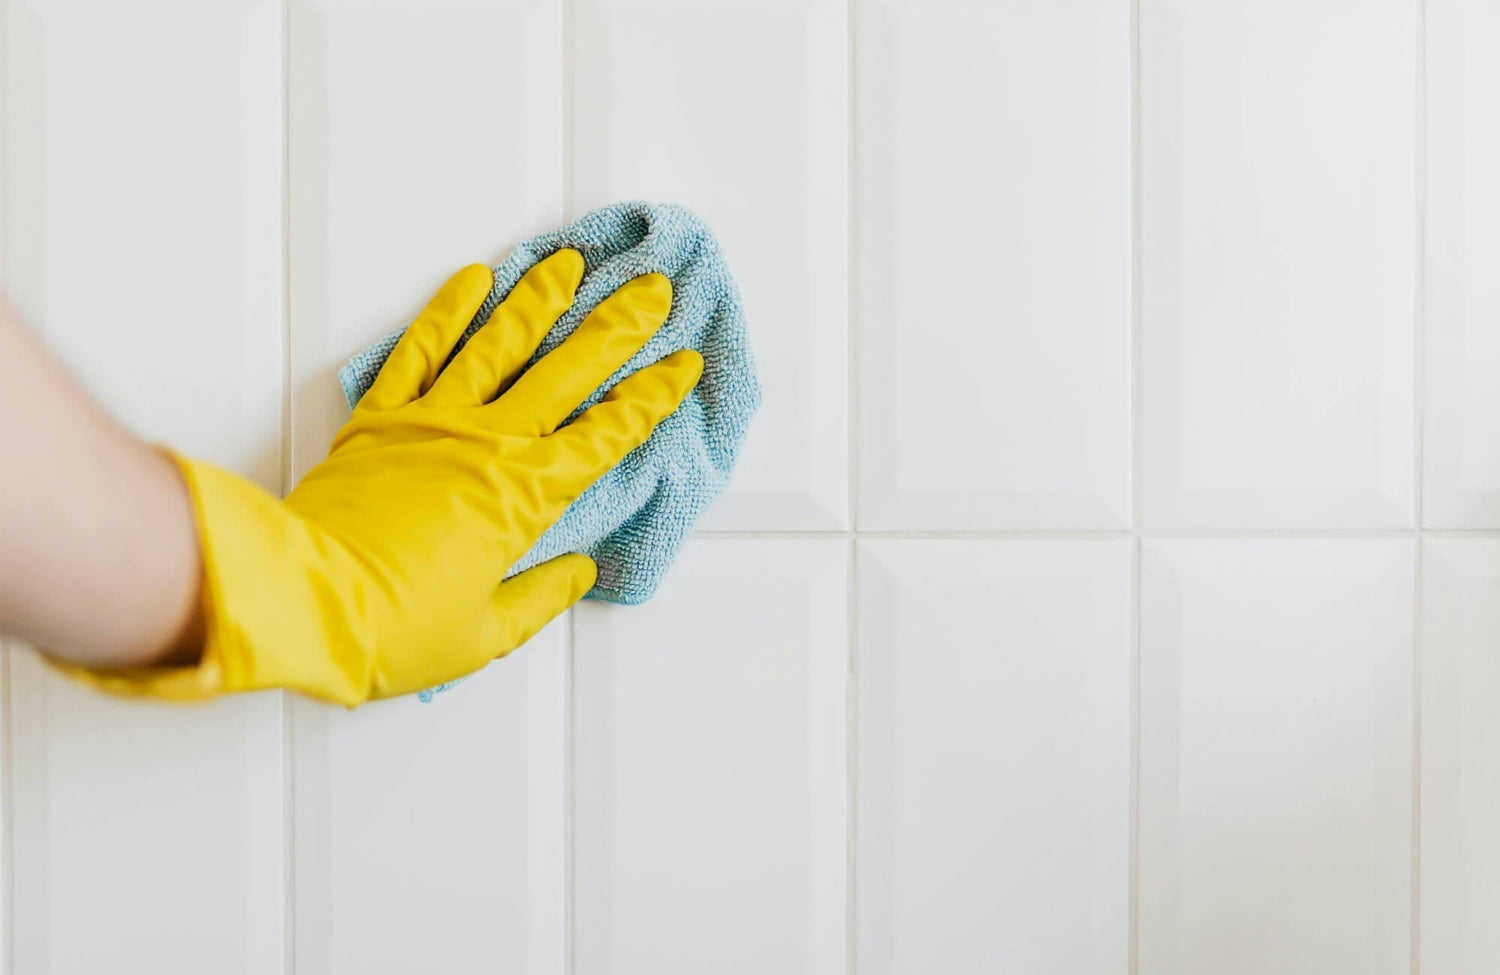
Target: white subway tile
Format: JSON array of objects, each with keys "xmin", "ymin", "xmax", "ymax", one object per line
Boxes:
[
  {"xmin": 856, "ymin": 0, "xmax": 1131, "ymax": 530},
  {"xmin": 1139, "ymin": 539, "xmax": 1415, "ymax": 975},
  {"xmin": 292, "ymin": 627, "xmax": 566, "ymax": 975},
  {"xmin": 856, "ymin": 539, "xmax": 1131, "ymax": 975},
  {"xmin": 1140, "ymin": 0, "xmax": 1417, "ymax": 528},
  {"xmin": 573, "ymin": 540, "xmax": 847, "ymax": 975}
]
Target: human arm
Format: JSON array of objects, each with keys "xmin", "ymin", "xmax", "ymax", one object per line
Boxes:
[
  {"xmin": 4, "ymin": 253, "xmax": 699, "ymax": 704},
  {"xmin": 0, "ymin": 300, "xmax": 205, "ymax": 669}
]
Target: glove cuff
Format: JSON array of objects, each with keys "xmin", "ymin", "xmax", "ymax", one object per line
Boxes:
[{"xmin": 48, "ymin": 453, "xmax": 371, "ymax": 706}]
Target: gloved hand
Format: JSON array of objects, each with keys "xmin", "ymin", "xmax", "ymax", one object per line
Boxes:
[{"xmin": 52, "ymin": 250, "xmax": 701, "ymax": 705}]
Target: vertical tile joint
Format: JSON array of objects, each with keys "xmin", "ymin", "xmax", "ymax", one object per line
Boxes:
[
  {"xmin": 1411, "ymin": 3, "xmax": 1428, "ymax": 969},
  {"xmin": 844, "ymin": 1, "xmax": 860, "ymax": 973},
  {"xmin": 562, "ymin": 0, "xmax": 577, "ymax": 223},
  {"xmin": 564, "ymin": 610, "xmax": 577, "ymax": 975},
  {"xmin": 1128, "ymin": 0, "xmax": 1144, "ymax": 972},
  {"xmin": 562, "ymin": 3, "xmax": 579, "ymax": 974}
]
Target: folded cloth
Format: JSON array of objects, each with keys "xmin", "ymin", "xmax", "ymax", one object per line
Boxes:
[{"xmin": 339, "ymin": 203, "xmax": 760, "ymax": 695}]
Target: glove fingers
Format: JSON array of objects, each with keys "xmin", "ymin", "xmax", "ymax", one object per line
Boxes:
[
  {"xmin": 359, "ymin": 264, "xmax": 494, "ymax": 411},
  {"xmin": 423, "ymin": 249, "xmax": 584, "ymax": 408},
  {"xmin": 493, "ymin": 273, "xmax": 673, "ymax": 435},
  {"xmin": 488, "ymin": 554, "xmax": 597, "ymax": 657},
  {"xmin": 543, "ymin": 349, "xmax": 703, "ymax": 475}
]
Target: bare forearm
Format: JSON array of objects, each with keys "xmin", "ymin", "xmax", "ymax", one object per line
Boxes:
[{"xmin": 0, "ymin": 302, "xmax": 202, "ymax": 668}]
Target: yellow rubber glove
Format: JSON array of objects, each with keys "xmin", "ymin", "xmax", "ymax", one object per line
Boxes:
[{"xmin": 53, "ymin": 250, "xmax": 702, "ymax": 705}]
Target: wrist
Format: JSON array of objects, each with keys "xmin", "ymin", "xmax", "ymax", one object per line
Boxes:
[
  {"xmin": 79, "ymin": 439, "xmax": 207, "ymax": 669},
  {"xmin": 130, "ymin": 445, "xmax": 207, "ymax": 667}
]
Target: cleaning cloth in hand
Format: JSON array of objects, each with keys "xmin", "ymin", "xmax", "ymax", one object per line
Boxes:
[{"xmin": 339, "ymin": 201, "xmax": 760, "ymax": 608}]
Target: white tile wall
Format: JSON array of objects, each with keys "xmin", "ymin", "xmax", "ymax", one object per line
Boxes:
[{"xmin": 2, "ymin": 1, "xmax": 1495, "ymax": 973}]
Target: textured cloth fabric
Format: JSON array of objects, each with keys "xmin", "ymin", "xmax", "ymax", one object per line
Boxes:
[{"xmin": 339, "ymin": 200, "xmax": 760, "ymax": 611}]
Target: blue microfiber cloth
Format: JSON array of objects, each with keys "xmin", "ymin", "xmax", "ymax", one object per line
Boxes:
[{"xmin": 339, "ymin": 203, "xmax": 759, "ymax": 698}]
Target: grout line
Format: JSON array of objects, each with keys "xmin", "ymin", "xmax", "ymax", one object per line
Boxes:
[
  {"xmin": 1128, "ymin": 539, "xmax": 1142, "ymax": 975},
  {"xmin": 844, "ymin": 2, "xmax": 860, "ymax": 542},
  {"xmin": 279, "ymin": 12, "xmax": 294, "ymax": 500},
  {"xmin": 281, "ymin": 693, "xmax": 296, "ymax": 975},
  {"xmin": 279, "ymin": 2, "xmax": 296, "ymax": 972},
  {"xmin": 1127, "ymin": 0, "xmax": 1143, "ymax": 971},
  {"xmin": 1411, "ymin": 537, "xmax": 1425, "ymax": 975},
  {"xmin": 1413, "ymin": 0, "xmax": 1428, "ymax": 538},
  {"xmin": 696, "ymin": 530, "xmax": 858, "ymax": 540},
  {"xmin": 1129, "ymin": 0, "xmax": 1145, "ymax": 543},
  {"xmin": 844, "ymin": 535, "xmax": 858, "ymax": 975},
  {"xmin": 563, "ymin": 609, "xmax": 577, "ymax": 975},
  {"xmin": 1411, "ymin": 2, "xmax": 1427, "ymax": 969},
  {"xmin": 843, "ymin": 1, "xmax": 859, "ymax": 971},
  {"xmin": 562, "ymin": 0, "xmax": 576, "ymax": 224},
  {"xmin": 561, "ymin": 3, "xmax": 578, "ymax": 973},
  {"xmin": 690, "ymin": 527, "xmax": 1478, "ymax": 541}
]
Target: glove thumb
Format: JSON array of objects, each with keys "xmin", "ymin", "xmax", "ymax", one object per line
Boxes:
[{"xmin": 488, "ymin": 553, "xmax": 597, "ymax": 658}]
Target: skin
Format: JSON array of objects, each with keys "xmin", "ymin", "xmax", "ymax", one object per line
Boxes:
[{"xmin": 0, "ymin": 300, "xmax": 203, "ymax": 668}]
